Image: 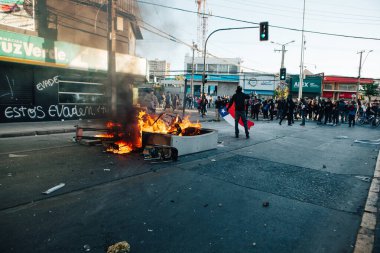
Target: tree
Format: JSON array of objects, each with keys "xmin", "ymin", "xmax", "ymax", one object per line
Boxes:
[{"xmin": 361, "ymin": 83, "xmax": 379, "ymax": 102}]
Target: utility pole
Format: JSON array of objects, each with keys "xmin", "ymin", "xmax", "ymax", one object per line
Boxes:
[
  {"xmin": 298, "ymin": 0, "xmax": 306, "ymax": 100},
  {"xmin": 272, "ymin": 40, "xmax": 295, "ymax": 68},
  {"xmin": 191, "ymin": 42, "xmax": 197, "ymax": 98},
  {"xmin": 108, "ymin": 0, "xmax": 117, "ymax": 119},
  {"xmin": 357, "ymin": 50, "xmax": 364, "ymax": 99}
]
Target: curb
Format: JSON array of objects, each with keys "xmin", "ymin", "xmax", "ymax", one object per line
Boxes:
[
  {"xmin": 354, "ymin": 150, "xmax": 380, "ymax": 253},
  {"xmin": 0, "ymin": 129, "xmax": 76, "ymax": 138}
]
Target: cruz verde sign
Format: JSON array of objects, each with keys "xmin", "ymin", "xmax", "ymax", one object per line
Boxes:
[
  {"xmin": 0, "ymin": 30, "xmax": 75, "ymax": 65},
  {"xmin": 291, "ymin": 75, "xmax": 322, "ymax": 93}
]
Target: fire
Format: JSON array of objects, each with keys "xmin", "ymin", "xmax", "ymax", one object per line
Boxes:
[
  {"xmin": 97, "ymin": 112, "xmax": 201, "ymax": 155},
  {"xmin": 138, "ymin": 111, "xmax": 201, "ymax": 136},
  {"xmin": 106, "ymin": 140, "xmax": 133, "ymax": 154},
  {"xmin": 95, "ymin": 133, "xmax": 114, "ymax": 138}
]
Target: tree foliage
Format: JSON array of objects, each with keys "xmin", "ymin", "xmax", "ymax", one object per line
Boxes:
[{"xmin": 362, "ymin": 83, "xmax": 379, "ymax": 102}]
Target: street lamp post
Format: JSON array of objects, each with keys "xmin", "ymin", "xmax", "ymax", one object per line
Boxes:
[
  {"xmin": 271, "ymin": 40, "xmax": 295, "ymax": 69},
  {"xmin": 202, "ymin": 26, "xmax": 259, "ymax": 96}
]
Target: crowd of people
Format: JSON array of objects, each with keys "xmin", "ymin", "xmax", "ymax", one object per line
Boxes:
[{"xmin": 141, "ymin": 88, "xmax": 380, "ymax": 129}]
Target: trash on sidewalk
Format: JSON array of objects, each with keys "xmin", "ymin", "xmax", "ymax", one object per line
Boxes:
[
  {"xmin": 107, "ymin": 241, "xmax": 130, "ymax": 253},
  {"xmin": 354, "ymin": 139, "xmax": 380, "ymax": 145},
  {"xmin": 262, "ymin": 201, "xmax": 269, "ymax": 207},
  {"xmin": 143, "ymin": 145, "xmax": 178, "ymax": 162},
  {"xmin": 211, "ymin": 159, "xmax": 216, "ymax": 162},
  {"xmin": 83, "ymin": 244, "xmax": 91, "ymax": 252},
  {"xmin": 42, "ymin": 183, "xmax": 65, "ymax": 195},
  {"xmin": 355, "ymin": 176, "xmax": 371, "ymax": 182},
  {"xmin": 9, "ymin": 154, "xmax": 28, "ymax": 158},
  {"xmin": 104, "ymin": 169, "xmax": 111, "ymax": 172},
  {"xmin": 335, "ymin": 136, "xmax": 348, "ymax": 139}
]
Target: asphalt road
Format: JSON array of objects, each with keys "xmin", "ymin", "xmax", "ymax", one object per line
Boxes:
[{"xmin": 0, "ymin": 119, "xmax": 379, "ymax": 253}]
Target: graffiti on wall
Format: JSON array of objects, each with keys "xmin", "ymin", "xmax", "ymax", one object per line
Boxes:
[
  {"xmin": 36, "ymin": 76, "xmax": 59, "ymax": 91},
  {"xmin": 3, "ymin": 104, "xmax": 108, "ymax": 120}
]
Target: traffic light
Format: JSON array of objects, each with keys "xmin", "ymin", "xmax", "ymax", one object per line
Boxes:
[
  {"xmin": 280, "ymin": 68, "xmax": 286, "ymax": 80},
  {"xmin": 202, "ymin": 74, "xmax": 208, "ymax": 84},
  {"xmin": 259, "ymin": 22, "xmax": 269, "ymax": 41}
]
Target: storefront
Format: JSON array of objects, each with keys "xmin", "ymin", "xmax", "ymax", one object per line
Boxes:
[
  {"xmin": 322, "ymin": 76, "xmax": 374, "ymax": 101},
  {"xmin": 241, "ymin": 74, "xmax": 277, "ymax": 98},
  {"xmin": 0, "ymin": 30, "xmax": 146, "ymax": 122},
  {"xmin": 290, "ymin": 75, "xmax": 322, "ymax": 99}
]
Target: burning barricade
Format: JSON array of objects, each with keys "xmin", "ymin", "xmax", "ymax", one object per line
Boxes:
[{"xmin": 75, "ymin": 110, "xmax": 217, "ymax": 158}]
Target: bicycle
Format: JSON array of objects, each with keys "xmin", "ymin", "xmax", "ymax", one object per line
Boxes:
[{"xmin": 357, "ymin": 115, "xmax": 380, "ymax": 127}]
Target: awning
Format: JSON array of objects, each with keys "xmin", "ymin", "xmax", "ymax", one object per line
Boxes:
[{"xmin": 324, "ymin": 76, "xmax": 373, "ymax": 84}]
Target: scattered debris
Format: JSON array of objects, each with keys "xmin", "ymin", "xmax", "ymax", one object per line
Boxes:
[
  {"xmin": 104, "ymin": 169, "xmax": 111, "ymax": 172},
  {"xmin": 42, "ymin": 183, "xmax": 65, "ymax": 195},
  {"xmin": 211, "ymin": 159, "xmax": 216, "ymax": 162},
  {"xmin": 143, "ymin": 145, "xmax": 178, "ymax": 162},
  {"xmin": 83, "ymin": 244, "xmax": 91, "ymax": 252},
  {"xmin": 7, "ymin": 173, "xmax": 12, "ymax": 177},
  {"xmin": 218, "ymin": 203, "xmax": 223, "ymax": 207},
  {"xmin": 355, "ymin": 176, "xmax": 371, "ymax": 182},
  {"xmin": 204, "ymin": 204, "xmax": 209, "ymax": 208},
  {"xmin": 354, "ymin": 139, "xmax": 380, "ymax": 145},
  {"xmin": 107, "ymin": 241, "xmax": 130, "ymax": 253},
  {"xmin": 170, "ymin": 200, "xmax": 175, "ymax": 203},
  {"xmin": 335, "ymin": 136, "xmax": 348, "ymax": 139},
  {"xmin": 262, "ymin": 201, "xmax": 269, "ymax": 207},
  {"xmin": 9, "ymin": 154, "xmax": 28, "ymax": 158},
  {"xmin": 322, "ymin": 165, "xmax": 327, "ymax": 168},
  {"xmin": 252, "ymin": 242, "xmax": 257, "ymax": 246},
  {"xmin": 147, "ymin": 229, "xmax": 154, "ymax": 232}
]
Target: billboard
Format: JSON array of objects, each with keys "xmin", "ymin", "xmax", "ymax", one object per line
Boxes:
[{"xmin": 0, "ymin": 0, "xmax": 35, "ymax": 31}]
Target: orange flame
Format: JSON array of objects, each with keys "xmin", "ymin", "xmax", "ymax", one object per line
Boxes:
[
  {"xmin": 106, "ymin": 140, "xmax": 133, "ymax": 154},
  {"xmin": 95, "ymin": 133, "xmax": 114, "ymax": 138},
  {"xmin": 138, "ymin": 111, "xmax": 201, "ymax": 136}
]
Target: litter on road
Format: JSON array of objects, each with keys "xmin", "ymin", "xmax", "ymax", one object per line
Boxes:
[
  {"xmin": 42, "ymin": 183, "xmax": 65, "ymax": 195},
  {"xmin": 9, "ymin": 154, "xmax": 29, "ymax": 158}
]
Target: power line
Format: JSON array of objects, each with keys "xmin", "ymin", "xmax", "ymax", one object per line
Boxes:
[{"xmin": 136, "ymin": 0, "xmax": 380, "ymax": 41}]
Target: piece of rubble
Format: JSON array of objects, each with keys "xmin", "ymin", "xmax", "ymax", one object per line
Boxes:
[
  {"xmin": 262, "ymin": 201, "xmax": 269, "ymax": 207},
  {"xmin": 42, "ymin": 183, "xmax": 65, "ymax": 195},
  {"xmin": 9, "ymin": 154, "xmax": 28, "ymax": 158},
  {"xmin": 107, "ymin": 241, "xmax": 130, "ymax": 253}
]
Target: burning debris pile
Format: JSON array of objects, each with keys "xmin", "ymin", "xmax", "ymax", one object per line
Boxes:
[{"xmin": 75, "ymin": 111, "xmax": 202, "ymax": 156}]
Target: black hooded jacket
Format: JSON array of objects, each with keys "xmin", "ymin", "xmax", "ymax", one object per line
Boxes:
[{"xmin": 228, "ymin": 91, "xmax": 250, "ymax": 111}]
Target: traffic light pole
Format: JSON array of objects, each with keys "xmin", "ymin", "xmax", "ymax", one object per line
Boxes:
[{"xmin": 202, "ymin": 26, "xmax": 259, "ymax": 97}]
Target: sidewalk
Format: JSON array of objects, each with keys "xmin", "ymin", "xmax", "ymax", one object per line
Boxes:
[{"xmin": 0, "ymin": 109, "xmax": 216, "ymax": 138}]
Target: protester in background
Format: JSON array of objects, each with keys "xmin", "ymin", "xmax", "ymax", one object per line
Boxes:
[
  {"xmin": 348, "ymin": 100, "xmax": 357, "ymax": 127},
  {"xmin": 164, "ymin": 91, "xmax": 172, "ymax": 112},
  {"xmin": 299, "ymin": 98, "xmax": 307, "ymax": 126},
  {"xmin": 332, "ymin": 101, "xmax": 339, "ymax": 126},
  {"xmin": 215, "ymin": 96, "xmax": 223, "ymax": 121},
  {"xmin": 279, "ymin": 96, "xmax": 295, "ymax": 126},
  {"xmin": 324, "ymin": 98, "xmax": 333, "ymax": 124},
  {"xmin": 227, "ymin": 86, "xmax": 250, "ymax": 139},
  {"xmin": 143, "ymin": 90, "xmax": 159, "ymax": 114}
]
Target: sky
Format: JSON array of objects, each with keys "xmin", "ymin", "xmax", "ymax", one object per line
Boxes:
[{"xmin": 136, "ymin": 0, "xmax": 380, "ymax": 78}]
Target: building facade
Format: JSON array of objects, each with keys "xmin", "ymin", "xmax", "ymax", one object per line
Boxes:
[
  {"xmin": 240, "ymin": 73, "xmax": 278, "ymax": 98},
  {"xmin": 0, "ymin": 0, "xmax": 147, "ymax": 123},
  {"xmin": 322, "ymin": 76, "xmax": 374, "ymax": 100},
  {"xmin": 148, "ymin": 59, "xmax": 170, "ymax": 82},
  {"xmin": 184, "ymin": 56, "xmax": 240, "ymax": 97}
]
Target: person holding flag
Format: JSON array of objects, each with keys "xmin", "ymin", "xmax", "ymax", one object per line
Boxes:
[{"xmin": 227, "ymin": 86, "xmax": 251, "ymax": 139}]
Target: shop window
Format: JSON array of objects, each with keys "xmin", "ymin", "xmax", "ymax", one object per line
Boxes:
[
  {"xmin": 218, "ymin": 64, "xmax": 228, "ymax": 73},
  {"xmin": 229, "ymin": 65, "xmax": 238, "ymax": 74},
  {"xmin": 324, "ymin": 84, "xmax": 333, "ymax": 90},
  {"xmin": 339, "ymin": 84, "xmax": 356, "ymax": 91},
  {"xmin": 208, "ymin": 64, "xmax": 218, "ymax": 73},
  {"xmin": 58, "ymin": 79, "xmax": 106, "ymax": 105}
]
